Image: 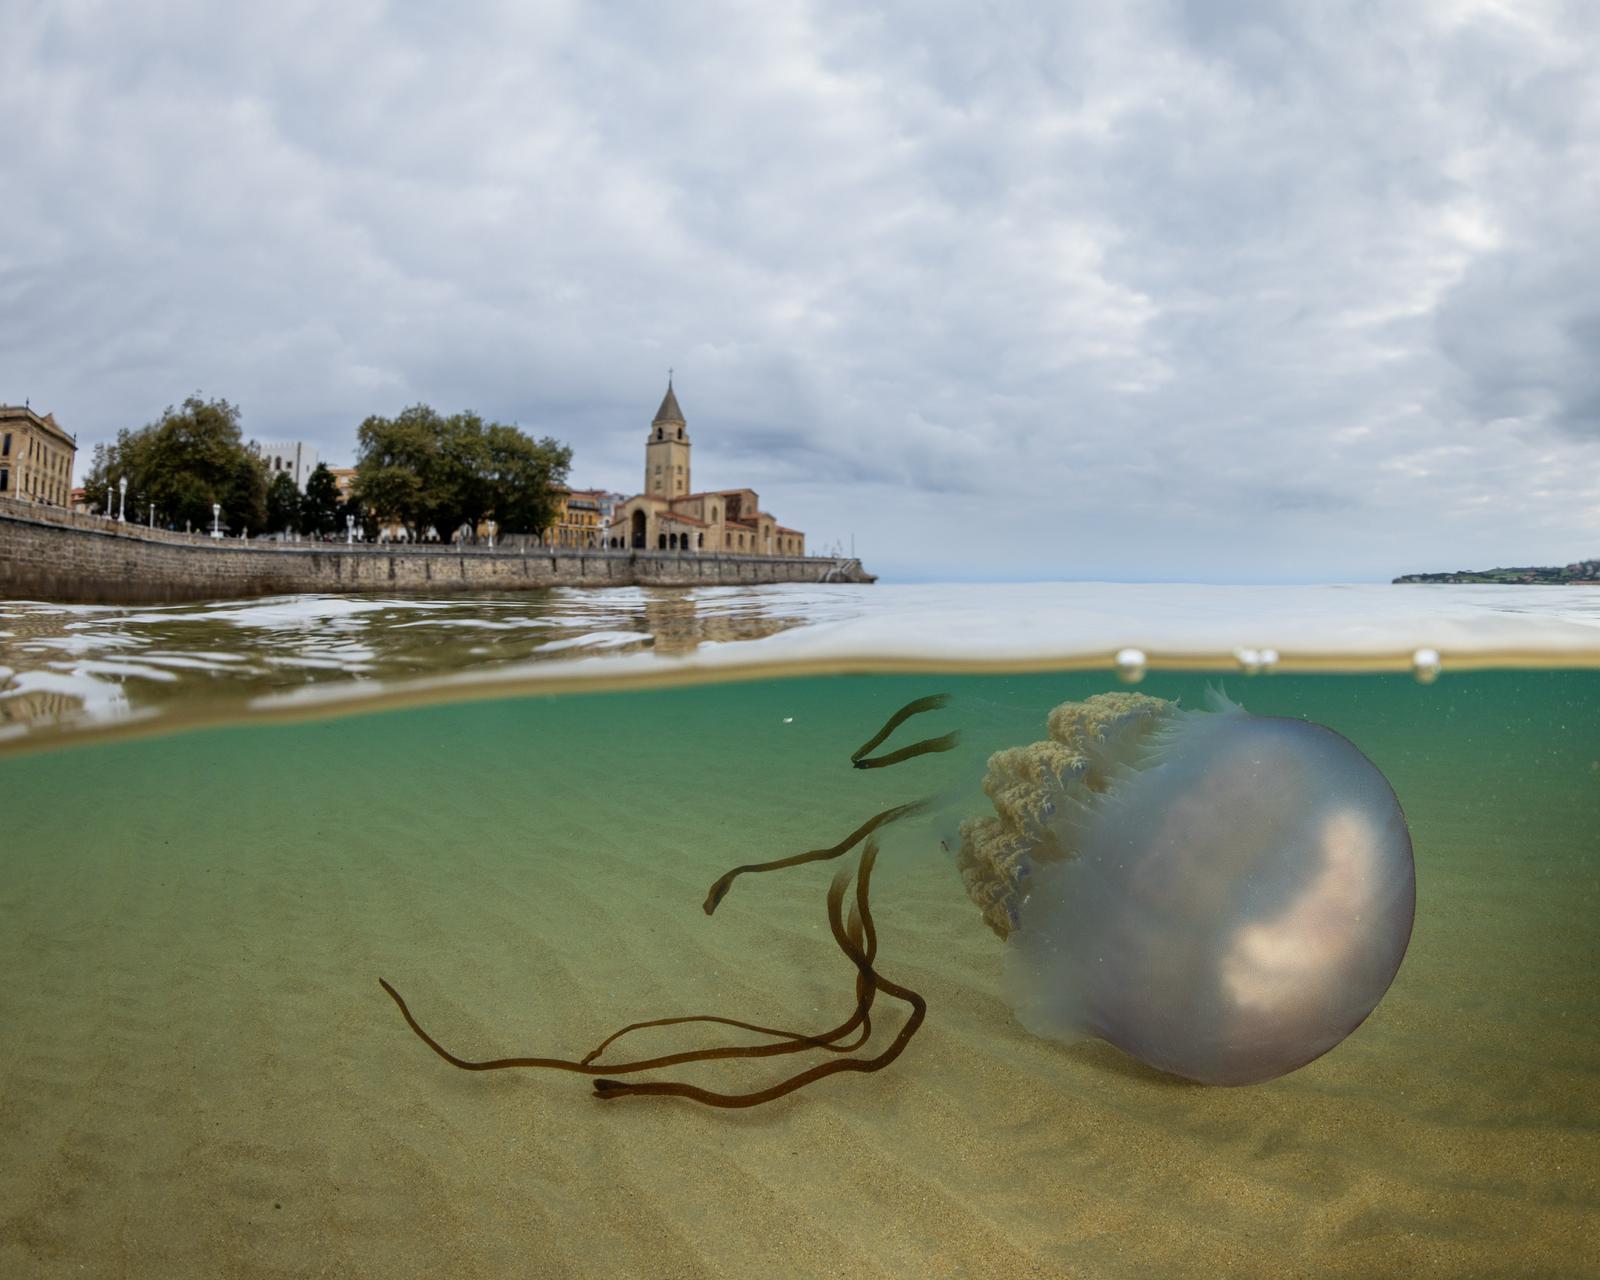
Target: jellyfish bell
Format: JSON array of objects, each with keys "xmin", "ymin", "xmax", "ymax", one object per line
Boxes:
[{"xmin": 957, "ymin": 691, "xmax": 1415, "ymax": 1086}]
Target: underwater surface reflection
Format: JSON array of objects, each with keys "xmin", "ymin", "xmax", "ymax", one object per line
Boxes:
[
  {"xmin": 3, "ymin": 581, "xmax": 1598, "ymax": 752},
  {"xmin": 0, "ymin": 587, "xmax": 846, "ymax": 745}
]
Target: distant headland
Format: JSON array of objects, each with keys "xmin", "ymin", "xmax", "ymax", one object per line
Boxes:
[{"xmin": 1394, "ymin": 559, "xmax": 1599, "ymax": 585}]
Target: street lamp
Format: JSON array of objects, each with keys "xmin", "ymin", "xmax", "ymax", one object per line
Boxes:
[
  {"xmin": 105, "ymin": 483, "xmax": 113, "ymax": 519},
  {"xmin": 487, "ymin": 519, "xmax": 496, "ymax": 550},
  {"xmin": 346, "ymin": 513, "xmax": 355, "ymax": 545},
  {"xmin": 211, "ymin": 502, "xmax": 222, "ymax": 539},
  {"xmin": 117, "ymin": 476, "xmax": 127, "ymax": 522},
  {"xmin": 148, "ymin": 502, "xmax": 154, "ymax": 529}
]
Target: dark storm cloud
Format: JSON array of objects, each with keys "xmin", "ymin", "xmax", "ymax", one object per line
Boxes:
[{"xmin": 3, "ymin": 0, "xmax": 1597, "ymax": 581}]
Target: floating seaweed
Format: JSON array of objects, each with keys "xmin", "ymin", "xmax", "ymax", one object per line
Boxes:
[{"xmin": 380, "ymin": 694, "xmax": 952, "ymax": 1107}]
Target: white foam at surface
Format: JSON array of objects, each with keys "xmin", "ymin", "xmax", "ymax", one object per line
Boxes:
[
  {"xmin": 534, "ymin": 631, "xmax": 649, "ymax": 653},
  {"xmin": 199, "ymin": 596, "xmax": 444, "ymax": 627}
]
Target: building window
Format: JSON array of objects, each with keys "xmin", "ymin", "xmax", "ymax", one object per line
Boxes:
[
  {"xmin": 1, "ymin": 433, "xmax": 9, "ymax": 456},
  {"xmin": 0, "ymin": 468, "xmax": 8, "ymax": 491}
]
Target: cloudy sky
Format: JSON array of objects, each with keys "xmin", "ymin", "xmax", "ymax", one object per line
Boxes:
[{"xmin": 5, "ymin": 0, "xmax": 1597, "ymax": 581}]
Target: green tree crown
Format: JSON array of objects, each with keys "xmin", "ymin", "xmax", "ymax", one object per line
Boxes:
[
  {"xmin": 302, "ymin": 463, "xmax": 342, "ymax": 536},
  {"xmin": 266, "ymin": 472, "xmax": 301, "ymax": 535},
  {"xmin": 351, "ymin": 406, "xmax": 570, "ymax": 540},
  {"xmin": 82, "ymin": 395, "xmax": 268, "ymax": 533}
]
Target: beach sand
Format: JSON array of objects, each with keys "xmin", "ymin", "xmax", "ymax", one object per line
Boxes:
[{"xmin": 0, "ymin": 671, "xmax": 1595, "ymax": 1278}]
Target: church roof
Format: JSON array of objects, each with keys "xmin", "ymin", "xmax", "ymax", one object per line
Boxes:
[{"xmin": 653, "ymin": 382, "xmax": 685, "ymax": 425}]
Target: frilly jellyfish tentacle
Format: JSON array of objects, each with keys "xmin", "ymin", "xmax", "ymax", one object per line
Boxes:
[{"xmin": 962, "ymin": 691, "xmax": 1415, "ymax": 1086}]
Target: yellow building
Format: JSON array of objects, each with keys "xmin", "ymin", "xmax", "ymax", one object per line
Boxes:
[
  {"xmin": 605, "ymin": 382, "xmax": 806, "ymax": 556},
  {"xmin": 328, "ymin": 466, "xmax": 358, "ymax": 505},
  {"xmin": 550, "ymin": 486, "xmax": 605, "ymax": 547},
  {"xmin": 0, "ymin": 405, "xmax": 77, "ymax": 507}
]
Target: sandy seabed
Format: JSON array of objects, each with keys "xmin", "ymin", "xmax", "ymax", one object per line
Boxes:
[{"xmin": 0, "ymin": 673, "xmax": 1595, "ymax": 1279}]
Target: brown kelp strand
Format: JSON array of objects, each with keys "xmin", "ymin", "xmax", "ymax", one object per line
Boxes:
[
  {"xmin": 701, "ymin": 799, "xmax": 927, "ymax": 915},
  {"xmin": 380, "ymin": 937, "xmax": 870, "ymax": 1081},
  {"xmin": 593, "ymin": 839, "xmax": 927, "ymax": 1108},
  {"xmin": 578, "ymin": 905, "xmax": 879, "ymax": 1065},
  {"xmin": 377, "ymin": 839, "xmax": 925, "ymax": 1106},
  {"xmin": 578, "ymin": 1009, "xmax": 870, "ymax": 1067},
  {"xmin": 852, "ymin": 729, "xmax": 961, "ymax": 770},
  {"xmin": 849, "ymin": 693, "xmax": 952, "ymax": 764}
]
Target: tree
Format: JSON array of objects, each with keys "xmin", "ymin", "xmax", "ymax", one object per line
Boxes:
[
  {"xmin": 351, "ymin": 405, "xmax": 570, "ymax": 541},
  {"xmin": 302, "ymin": 463, "xmax": 341, "ymax": 537},
  {"xmin": 486, "ymin": 424, "xmax": 571, "ymax": 537},
  {"xmin": 339, "ymin": 490, "xmax": 376, "ymax": 541},
  {"xmin": 351, "ymin": 405, "xmax": 438, "ymax": 538},
  {"xmin": 266, "ymin": 472, "xmax": 301, "ymax": 536},
  {"xmin": 81, "ymin": 395, "xmax": 268, "ymax": 534}
]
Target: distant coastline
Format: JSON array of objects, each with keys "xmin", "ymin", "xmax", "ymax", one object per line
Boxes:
[{"xmin": 1394, "ymin": 558, "xmax": 1599, "ymax": 585}]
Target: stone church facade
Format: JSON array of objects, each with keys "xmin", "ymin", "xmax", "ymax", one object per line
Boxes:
[{"xmin": 604, "ymin": 383, "xmax": 805, "ymax": 557}]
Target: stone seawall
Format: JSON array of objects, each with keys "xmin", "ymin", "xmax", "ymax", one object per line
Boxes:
[{"xmin": 0, "ymin": 498, "xmax": 874, "ymax": 603}]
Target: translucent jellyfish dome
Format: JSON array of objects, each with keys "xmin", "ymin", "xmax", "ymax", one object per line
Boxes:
[{"xmin": 956, "ymin": 692, "xmax": 1415, "ymax": 1086}]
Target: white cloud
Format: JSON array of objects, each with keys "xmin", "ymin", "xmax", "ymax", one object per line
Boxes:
[{"xmin": 3, "ymin": 0, "xmax": 1597, "ymax": 581}]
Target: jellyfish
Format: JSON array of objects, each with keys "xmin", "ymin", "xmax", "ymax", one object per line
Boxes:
[{"xmin": 955, "ymin": 690, "xmax": 1415, "ymax": 1085}]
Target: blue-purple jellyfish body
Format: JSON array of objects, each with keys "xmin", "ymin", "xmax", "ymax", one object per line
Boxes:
[{"xmin": 956, "ymin": 692, "xmax": 1415, "ymax": 1085}]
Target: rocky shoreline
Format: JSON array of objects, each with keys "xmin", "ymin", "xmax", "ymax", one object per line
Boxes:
[{"xmin": 1394, "ymin": 559, "xmax": 1599, "ymax": 585}]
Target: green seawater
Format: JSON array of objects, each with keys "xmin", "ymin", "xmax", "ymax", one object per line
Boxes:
[{"xmin": 1, "ymin": 668, "xmax": 1596, "ymax": 1278}]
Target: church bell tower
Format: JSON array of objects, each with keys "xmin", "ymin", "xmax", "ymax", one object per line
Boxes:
[{"xmin": 645, "ymin": 377, "xmax": 691, "ymax": 499}]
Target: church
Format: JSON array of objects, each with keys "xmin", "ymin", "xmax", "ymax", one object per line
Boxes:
[{"xmin": 604, "ymin": 381, "xmax": 806, "ymax": 557}]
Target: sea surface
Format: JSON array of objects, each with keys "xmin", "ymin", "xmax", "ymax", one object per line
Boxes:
[{"xmin": 0, "ymin": 583, "xmax": 1596, "ymax": 1278}]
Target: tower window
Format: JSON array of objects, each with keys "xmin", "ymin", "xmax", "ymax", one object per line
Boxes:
[{"xmin": 677, "ymin": 428, "xmax": 683, "ymax": 440}]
